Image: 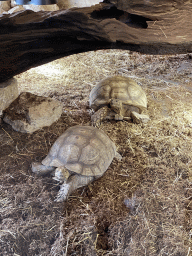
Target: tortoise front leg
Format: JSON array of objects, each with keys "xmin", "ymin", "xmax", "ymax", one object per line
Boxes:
[
  {"xmin": 91, "ymin": 106, "xmax": 110, "ymax": 127},
  {"xmin": 55, "ymin": 175, "xmax": 94, "ymax": 202}
]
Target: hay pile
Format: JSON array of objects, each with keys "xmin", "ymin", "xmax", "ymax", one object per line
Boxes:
[{"xmin": 0, "ymin": 49, "xmax": 192, "ymax": 255}]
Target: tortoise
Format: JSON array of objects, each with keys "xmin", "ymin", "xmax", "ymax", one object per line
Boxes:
[
  {"xmin": 32, "ymin": 125, "xmax": 121, "ymax": 202},
  {"xmin": 89, "ymin": 75, "xmax": 149, "ymax": 126}
]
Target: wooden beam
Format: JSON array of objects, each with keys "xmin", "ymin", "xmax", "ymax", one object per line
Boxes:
[{"xmin": 0, "ymin": 2, "xmax": 192, "ymax": 82}]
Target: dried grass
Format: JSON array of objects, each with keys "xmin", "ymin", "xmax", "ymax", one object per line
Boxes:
[{"xmin": 0, "ymin": 49, "xmax": 192, "ymax": 255}]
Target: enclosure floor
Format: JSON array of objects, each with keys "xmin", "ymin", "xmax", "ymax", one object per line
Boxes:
[{"xmin": 0, "ymin": 49, "xmax": 192, "ymax": 255}]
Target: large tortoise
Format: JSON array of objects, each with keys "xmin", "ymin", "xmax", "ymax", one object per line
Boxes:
[
  {"xmin": 89, "ymin": 76, "xmax": 149, "ymax": 126},
  {"xmin": 32, "ymin": 125, "xmax": 120, "ymax": 202}
]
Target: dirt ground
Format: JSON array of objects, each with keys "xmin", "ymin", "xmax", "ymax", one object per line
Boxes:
[{"xmin": 0, "ymin": 49, "xmax": 192, "ymax": 256}]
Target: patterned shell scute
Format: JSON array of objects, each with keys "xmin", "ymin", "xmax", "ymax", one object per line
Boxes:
[
  {"xmin": 42, "ymin": 126, "xmax": 116, "ymax": 177},
  {"xmin": 89, "ymin": 76, "xmax": 147, "ymax": 111}
]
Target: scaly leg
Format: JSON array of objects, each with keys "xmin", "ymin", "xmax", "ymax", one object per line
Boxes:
[
  {"xmin": 55, "ymin": 175, "xmax": 95, "ymax": 202},
  {"xmin": 91, "ymin": 106, "xmax": 109, "ymax": 127},
  {"xmin": 32, "ymin": 162, "xmax": 55, "ymax": 175}
]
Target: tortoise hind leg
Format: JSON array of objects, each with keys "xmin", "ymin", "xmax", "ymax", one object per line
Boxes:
[
  {"xmin": 32, "ymin": 162, "xmax": 55, "ymax": 175},
  {"xmin": 91, "ymin": 106, "xmax": 109, "ymax": 127}
]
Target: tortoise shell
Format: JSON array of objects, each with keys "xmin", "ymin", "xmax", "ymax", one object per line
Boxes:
[
  {"xmin": 42, "ymin": 125, "xmax": 116, "ymax": 177},
  {"xmin": 89, "ymin": 76, "xmax": 147, "ymax": 112}
]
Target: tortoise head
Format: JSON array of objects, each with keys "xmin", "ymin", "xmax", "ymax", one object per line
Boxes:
[{"xmin": 110, "ymin": 98, "xmax": 123, "ymax": 114}]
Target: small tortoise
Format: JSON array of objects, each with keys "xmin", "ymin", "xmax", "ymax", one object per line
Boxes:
[
  {"xmin": 89, "ymin": 76, "xmax": 149, "ymax": 126},
  {"xmin": 32, "ymin": 125, "xmax": 120, "ymax": 202}
]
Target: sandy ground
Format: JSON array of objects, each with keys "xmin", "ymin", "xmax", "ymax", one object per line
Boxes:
[{"xmin": 0, "ymin": 49, "xmax": 192, "ymax": 255}]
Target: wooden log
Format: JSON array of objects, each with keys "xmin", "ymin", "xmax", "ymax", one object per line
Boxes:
[{"xmin": 0, "ymin": 1, "xmax": 192, "ymax": 82}]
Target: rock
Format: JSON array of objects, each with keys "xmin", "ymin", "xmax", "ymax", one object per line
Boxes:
[
  {"xmin": 131, "ymin": 111, "xmax": 150, "ymax": 124},
  {"xmin": 0, "ymin": 1, "xmax": 11, "ymax": 12},
  {"xmin": 8, "ymin": 6, "xmax": 25, "ymax": 14},
  {"xmin": 23, "ymin": 4, "xmax": 59, "ymax": 12},
  {"xmin": 0, "ymin": 78, "xmax": 19, "ymax": 117},
  {"xmin": 3, "ymin": 92, "xmax": 63, "ymax": 133}
]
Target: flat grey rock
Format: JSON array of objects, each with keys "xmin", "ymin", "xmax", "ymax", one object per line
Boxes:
[{"xmin": 3, "ymin": 92, "xmax": 63, "ymax": 133}]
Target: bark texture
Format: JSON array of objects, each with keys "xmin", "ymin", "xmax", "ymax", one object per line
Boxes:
[{"xmin": 0, "ymin": 1, "xmax": 192, "ymax": 82}]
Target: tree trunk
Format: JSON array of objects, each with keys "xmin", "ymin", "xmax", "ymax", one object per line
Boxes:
[{"xmin": 0, "ymin": 1, "xmax": 192, "ymax": 82}]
